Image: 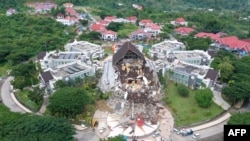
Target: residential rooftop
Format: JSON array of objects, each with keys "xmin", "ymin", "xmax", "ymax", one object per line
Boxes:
[
  {"xmin": 151, "ymin": 40, "xmax": 184, "ymax": 51},
  {"xmin": 172, "ymin": 61, "xmax": 208, "ymax": 77},
  {"xmin": 48, "ymin": 52, "xmax": 81, "ymax": 59},
  {"xmin": 51, "ymin": 62, "xmax": 89, "ymax": 78},
  {"xmin": 171, "ymin": 50, "xmax": 211, "ymax": 60},
  {"xmin": 65, "ymin": 40, "xmax": 102, "ymax": 52}
]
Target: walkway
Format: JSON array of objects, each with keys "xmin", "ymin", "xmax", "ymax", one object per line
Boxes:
[{"xmin": 212, "ymin": 89, "xmax": 230, "ymax": 110}]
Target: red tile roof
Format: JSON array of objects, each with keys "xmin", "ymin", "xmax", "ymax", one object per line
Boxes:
[
  {"xmin": 104, "ymin": 16, "xmax": 117, "ymax": 21},
  {"xmin": 175, "ymin": 27, "xmax": 194, "ymax": 35},
  {"xmin": 176, "ymin": 17, "xmax": 185, "ymax": 22},
  {"xmin": 102, "ymin": 30, "xmax": 117, "ymax": 35},
  {"xmin": 98, "ymin": 20, "xmax": 109, "ymax": 26},
  {"xmin": 140, "ymin": 19, "xmax": 153, "ymax": 24},
  {"xmin": 145, "ymin": 23, "xmax": 161, "ymax": 30},
  {"xmin": 91, "ymin": 23, "xmax": 106, "ymax": 32},
  {"xmin": 195, "ymin": 32, "xmax": 220, "ymax": 40},
  {"xmin": 217, "ymin": 36, "xmax": 250, "ymax": 52},
  {"xmin": 126, "ymin": 16, "xmax": 137, "ymax": 22},
  {"xmin": 133, "ymin": 29, "xmax": 147, "ymax": 34},
  {"xmin": 65, "ymin": 7, "xmax": 76, "ymax": 16}
]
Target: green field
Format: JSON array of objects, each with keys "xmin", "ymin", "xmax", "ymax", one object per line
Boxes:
[{"xmin": 165, "ymin": 82, "xmax": 223, "ymax": 127}]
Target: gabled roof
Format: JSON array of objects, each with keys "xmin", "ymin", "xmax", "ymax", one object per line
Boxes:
[
  {"xmin": 139, "ymin": 19, "xmax": 153, "ymax": 24},
  {"xmin": 90, "ymin": 23, "xmax": 106, "ymax": 32},
  {"xmin": 145, "ymin": 23, "xmax": 161, "ymax": 30},
  {"xmin": 37, "ymin": 51, "xmax": 46, "ymax": 60},
  {"xmin": 175, "ymin": 27, "xmax": 194, "ymax": 34},
  {"xmin": 205, "ymin": 69, "xmax": 219, "ymax": 81},
  {"xmin": 176, "ymin": 17, "xmax": 185, "ymax": 22},
  {"xmin": 104, "ymin": 16, "xmax": 117, "ymax": 21},
  {"xmin": 40, "ymin": 71, "xmax": 53, "ymax": 83},
  {"xmin": 102, "ymin": 30, "xmax": 117, "ymax": 35},
  {"xmin": 112, "ymin": 42, "xmax": 145, "ymax": 65},
  {"xmin": 217, "ymin": 36, "xmax": 250, "ymax": 51},
  {"xmin": 195, "ymin": 32, "xmax": 220, "ymax": 40},
  {"xmin": 126, "ymin": 16, "xmax": 137, "ymax": 22}
]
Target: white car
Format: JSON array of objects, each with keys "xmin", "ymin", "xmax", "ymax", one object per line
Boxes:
[
  {"xmin": 192, "ymin": 133, "xmax": 200, "ymax": 139},
  {"xmin": 99, "ymin": 127, "xmax": 106, "ymax": 133},
  {"xmin": 152, "ymin": 131, "xmax": 160, "ymax": 137}
]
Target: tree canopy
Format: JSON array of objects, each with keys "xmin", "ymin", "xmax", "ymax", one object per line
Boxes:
[
  {"xmin": 0, "ymin": 14, "xmax": 74, "ymax": 65},
  {"xmin": 48, "ymin": 87, "xmax": 93, "ymax": 118},
  {"xmin": 10, "ymin": 61, "xmax": 39, "ymax": 89},
  {"xmin": 221, "ymin": 55, "xmax": 250, "ymax": 103},
  {"xmin": 0, "ymin": 105, "xmax": 75, "ymax": 141},
  {"xmin": 228, "ymin": 112, "xmax": 250, "ymax": 125},
  {"xmin": 100, "ymin": 135, "xmax": 126, "ymax": 141},
  {"xmin": 195, "ymin": 88, "xmax": 213, "ymax": 108}
]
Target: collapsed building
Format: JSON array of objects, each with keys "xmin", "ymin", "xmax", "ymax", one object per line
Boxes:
[
  {"xmin": 112, "ymin": 42, "xmax": 160, "ymax": 104},
  {"xmin": 102, "ymin": 42, "xmax": 163, "ymax": 137}
]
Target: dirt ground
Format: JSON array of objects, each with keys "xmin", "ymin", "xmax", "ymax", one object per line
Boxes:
[{"xmin": 96, "ymin": 100, "xmax": 113, "ymax": 113}]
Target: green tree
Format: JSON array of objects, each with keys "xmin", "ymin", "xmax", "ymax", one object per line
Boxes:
[
  {"xmin": 210, "ymin": 57, "xmax": 222, "ymax": 69},
  {"xmin": 177, "ymin": 84, "xmax": 189, "ymax": 97},
  {"xmin": 27, "ymin": 87, "xmax": 44, "ymax": 105},
  {"xmin": 107, "ymin": 22, "xmax": 124, "ymax": 32},
  {"xmin": 222, "ymin": 82, "xmax": 250, "ymax": 105},
  {"xmin": 228, "ymin": 112, "xmax": 250, "ymax": 125},
  {"xmin": 218, "ymin": 62, "xmax": 234, "ymax": 82},
  {"xmin": 0, "ymin": 105, "xmax": 75, "ymax": 141},
  {"xmin": 48, "ymin": 87, "xmax": 93, "ymax": 118},
  {"xmin": 80, "ymin": 19, "xmax": 89, "ymax": 26},
  {"xmin": 54, "ymin": 80, "xmax": 67, "ymax": 90},
  {"xmin": 195, "ymin": 88, "xmax": 213, "ymax": 108}
]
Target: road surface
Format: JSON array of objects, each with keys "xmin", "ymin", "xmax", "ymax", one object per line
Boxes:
[{"xmin": 1, "ymin": 77, "xmax": 25, "ymax": 113}]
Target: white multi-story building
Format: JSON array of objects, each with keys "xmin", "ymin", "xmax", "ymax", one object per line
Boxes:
[
  {"xmin": 64, "ymin": 40, "xmax": 104, "ymax": 60},
  {"xmin": 38, "ymin": 40, "xmax": 104, "ymax": 93},
  {"xmin": 149, "ymin": 40, "xmax": 185, "ymax": 58},
  {"xmin": 151, "ymin": 40, "xmax": 219, "ymax": 89}
]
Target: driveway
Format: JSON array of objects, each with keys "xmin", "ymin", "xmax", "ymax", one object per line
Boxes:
[
  {"xmin": 1, "ymin": 76, "xmax": 25, "ymax": 113},
  {"xmin": 212, "ymin": 89, "xmax": 230, "ymax": 110}
]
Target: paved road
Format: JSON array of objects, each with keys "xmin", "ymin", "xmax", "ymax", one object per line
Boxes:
[
  {"xmin": 74, "ymin": 128, "xmax": 99, "ymax": 141},
  {"xmin": 1, "ymin": 77, "xmax": 25, "ymax": 113},
  {"xmin": 170, "ymin": 120, "xmax": 227, "ymax": 141}
]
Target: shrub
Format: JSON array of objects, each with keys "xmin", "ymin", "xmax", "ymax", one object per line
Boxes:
[
  {"xmin": 195, "ymin": 88, "xmax": 213, "ymax": 108},
  {"xmin": 177, "ymin": 84, "xmax": 189, "ymax": 97}
]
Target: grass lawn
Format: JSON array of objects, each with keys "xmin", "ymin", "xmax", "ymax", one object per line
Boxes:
[
  {"xmin": 165, "ymin": 81, "xmax": 223, "ymax": 127},
  {"xmin": 103, "ymin": 46, "xmax": 114, "ymax": 55},
  {"xmin": 15, "ymin": 90, "xmax": 41, "ymax": 112},
  {"xmin": 118, "ymin": 23, "xmax": 138, "ymax": 38}
]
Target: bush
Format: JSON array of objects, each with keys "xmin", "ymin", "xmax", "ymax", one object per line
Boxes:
[
  {"xmin": 195, "ymin": 88, "xmax": 213, "ymax": 108},
  {"xmin": 177, "ymin": 84, "xmax": 189, "ymax": 97}
]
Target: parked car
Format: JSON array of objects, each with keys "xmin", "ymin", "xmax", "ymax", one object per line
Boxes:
[
  {"xmin": 192, "ymin": 133, "xmax": 200, "ymax": 139},
  {"xmin": 99, "ymin": 127, "xmax": 106, "ymax": 133},
  {"xmin": 152, "ymin": 131, "xmax": 160, "ymax": 137},
  {"xmin": 181, "ymin": 129, "xmax": 193, "ymax": 136}
]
